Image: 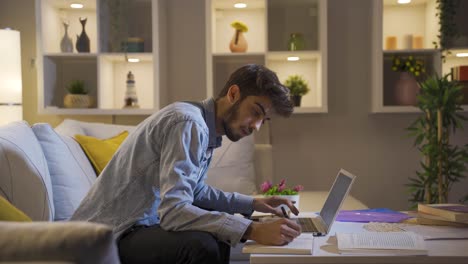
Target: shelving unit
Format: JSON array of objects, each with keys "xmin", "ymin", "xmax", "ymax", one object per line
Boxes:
[
  {"xmin": 36, "ymin": 0, "xmax": 162, "ymax": 115},
  {"xmin": 372, "ymin": 0, "xmax": 468, "ymax": 113},
  {"xmin": 206, "ymin": 0, "xmax": 327, "ymax": 113}
]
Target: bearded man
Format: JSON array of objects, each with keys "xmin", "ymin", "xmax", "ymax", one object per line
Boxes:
[{"xmin": 72, "ymin": 64, "xmax": 301, "ymax": 264}]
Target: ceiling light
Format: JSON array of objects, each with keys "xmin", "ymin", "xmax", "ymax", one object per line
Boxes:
[
  {"xmin": 128, "ymin": 58, "xmax": 140, "ymax": 63},
  {"xmin": 287, "ymin": 56, "xmax": 300, "ymax": 61},
  {"xmin": 70, "ymin": 3, "xmax": 84, "ymax": 9},
  {"xmin": 397, "ymin": 0, "xmax": 411, "ymax": 4},
  {"xmin": 234, "ymin": 3, "xmax": 247, "ymax": 8},
  {"xmin": 456, "ymin": 53, "xmax": 468, "ymax": 57}
]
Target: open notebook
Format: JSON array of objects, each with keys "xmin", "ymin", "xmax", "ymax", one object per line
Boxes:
[{"xmin": 243, "ymin": 169, "xmax": 356, "ymax": 254}]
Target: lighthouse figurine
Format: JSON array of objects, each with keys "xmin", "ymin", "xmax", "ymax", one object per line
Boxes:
[{"xmin": 123, "ymin": 71, "xmax": 139, "ymax": 108}]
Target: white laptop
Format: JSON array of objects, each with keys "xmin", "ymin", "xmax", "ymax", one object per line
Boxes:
[{"xmin": 293, "ymin": 168, "xmax": 356, "ymax": 236}]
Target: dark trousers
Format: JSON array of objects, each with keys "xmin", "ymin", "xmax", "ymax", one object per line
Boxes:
[{"xmin": 118, "ymin": 225, "xmax": 231, "ymax": 264}]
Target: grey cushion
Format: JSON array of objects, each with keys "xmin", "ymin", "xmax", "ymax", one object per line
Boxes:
[{"xmin": 0, "ymin": 221, "xmax": 120, "ymax": 264}]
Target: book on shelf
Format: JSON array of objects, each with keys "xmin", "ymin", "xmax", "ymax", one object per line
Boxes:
[
  {"xmin": 336, "ymin": 231, "xmax": 427, "ymax": 256},
  {"xmin": 451, "ymin": 65, "xmax": 468, "ymax": 81},
  {"xmin": 418, "ymin": 203, "xmax": 468, "ymax": 223},
  {"xmin": 417, "ymin": 212, "xmax": 468, "ymax": 227},
  {"xmin": 242, "ymin": 233, "xmax": 313, "ymax": 255}
]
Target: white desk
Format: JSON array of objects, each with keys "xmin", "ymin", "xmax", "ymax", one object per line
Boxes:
[{"xmin": 249, "ymin": 222, "xmax": 468, "ymax": 264}]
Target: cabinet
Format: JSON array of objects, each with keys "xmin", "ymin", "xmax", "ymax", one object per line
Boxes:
[
  {"xmin": 205, "ymin": 0, "xmax": 327, "ymax": 113},
  {"xmin": 36, "ymin": 0, "xmax": 163, "ymax": 115},
  {"xmin": 371, "ymin": 0, "xmax": 468, "ymax": 113}
]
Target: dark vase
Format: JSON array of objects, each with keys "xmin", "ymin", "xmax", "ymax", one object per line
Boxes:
[
  {"xmin": 291, "ymin": 95, "xmax": 302, "ymax": 107},
  {"xmin": 76, "ymin": 17, "xmax": 90, "ymax": 52}
]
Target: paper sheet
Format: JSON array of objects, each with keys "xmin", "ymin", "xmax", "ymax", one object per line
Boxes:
[{"xmin": 243, "ymin": 233, "xmax": 314, "ymax": 255}]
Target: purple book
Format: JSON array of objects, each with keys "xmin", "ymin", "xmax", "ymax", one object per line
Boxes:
[{"xmin": 335, "ymin": 208, "xmax": 412, "ymax": 223}]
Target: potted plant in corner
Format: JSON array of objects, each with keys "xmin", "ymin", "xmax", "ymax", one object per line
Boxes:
[
  {"xmin": 284, "ymin": 75, "xmax": 310, "ymax": 107},
  {"xmin": 64, "ymin": 80, "xmax": 92, "ymax": 108},
  {"xmin": 407, "ymin": 74, "xmax": 468, "ymax": 207}
]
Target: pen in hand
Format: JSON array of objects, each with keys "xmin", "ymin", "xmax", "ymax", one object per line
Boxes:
[{"xmin": 281, "ymin": 206, "xmax": 290, "ymax": 219}]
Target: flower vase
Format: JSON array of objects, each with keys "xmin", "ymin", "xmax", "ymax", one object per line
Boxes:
[
  {"xmin": 275, "ymin": 194, "xmax": 300, "ymax": 214},
  {"xmin": 76, "ymin": 17, "xmax": 90, "ymax": 52},
  {"xmin": 229, "ymin": 30, "xmax": 248, "ymax": 53},
  {"xmin": 394, "ymin": 72, "xmax": 419, "ymax": 106},
  {"xmin": 60, "ymin": 22, "xmax": 73, "ymax": 53}
]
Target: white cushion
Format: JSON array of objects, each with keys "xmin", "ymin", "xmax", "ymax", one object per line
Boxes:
[
  {"xmin": 55, "ymin": 119, "xmax": 136, "ymax": 139},
  {"xmin": 32, "ymin": 123, "xmax": 96, "ymax": 221},
  {"xmin": 206, "ymin": 135, "xmax": 257, "ymax": 195},
  {"xmin": 0, "ymin": 121, "xmax": 54, "ymax": 221}
]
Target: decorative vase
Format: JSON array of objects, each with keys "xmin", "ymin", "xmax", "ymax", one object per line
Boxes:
[
  {"xmin": 287, "ymin": 33, "xmax": 305, "ymax": 51},
  {"xmin": 229, "ymin": 30, "xmax": 248, "ymax": 53},
  {"xmin": 76, "ymin": 17, "xmax": 90, "ymax": 53},
  {"xmin": 274, "ymin": 194, "xmax": 300, "ymax": 214},
  {"xmin": 60, "ymin": 22, "xmax": 73, "ymax": 53},
  {"xmin": 394, "ymin": 72, "xmax": 419, "ymax": 106},
  {"xmin": 291, "ymin": 95, "xmax": 302, "ymax": 107},
  {"xmin": 64, "ymin": 94, "xmax": 92, "ymax": 108}
]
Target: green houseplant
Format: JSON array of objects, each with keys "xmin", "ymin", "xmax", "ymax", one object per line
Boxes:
[
  {"xmin": 407, "ymin": 74, "xmax": 468, "ymax": 207},
  {"xmin": 64, "ymin": 80, "xmax": 92, "ymax": 108},
  {"xmin": 284, "ymin": 75, "xmax": 310, "ymax": 106},
  {"xmin": 433, "ymin": 0, "xmax": 460, "ymax": 62}
]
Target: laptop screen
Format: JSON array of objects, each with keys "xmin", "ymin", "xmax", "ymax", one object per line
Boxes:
[{"xmin": 320, "ymin": 171, "xmax": 354, "ymax": 229}]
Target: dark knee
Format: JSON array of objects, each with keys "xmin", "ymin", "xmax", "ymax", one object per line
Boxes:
[{"xmin": 181, "ymin": 232, "xmax": 223, "ymax": 262}]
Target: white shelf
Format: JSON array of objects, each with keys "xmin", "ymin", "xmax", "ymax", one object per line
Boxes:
[
  {"xmin": 206, "ymin": 0, "xmax": 327, "ymax": 114},
  {"xmin": 36, "ymin": 0, "xmax": 162, "ymax": 114},
  {"xmin": 42, "ymin": 107, "xmax": 155, "ymax": 115},
  {"xmin": 371, "ymin": 0, "xmax": 468, "ymax": 113}
]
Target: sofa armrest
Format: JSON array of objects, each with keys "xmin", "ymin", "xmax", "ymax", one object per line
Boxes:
[{"xmin": 0, "ymin": 221, "xmax": 120, "ymax": 264}]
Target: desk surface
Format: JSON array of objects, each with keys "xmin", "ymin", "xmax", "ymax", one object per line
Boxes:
[{"xmin": 249, "ymin": 221, "xmax": 468, "ymax": 264}]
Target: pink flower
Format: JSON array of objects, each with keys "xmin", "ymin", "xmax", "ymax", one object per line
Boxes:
[
  {"xmin": 293, "ymin": 185, "xmax": 304, "ymax": 192},
  {"xmin": 260, "ymin": 181, "xmax": 273, "ymax": 193},
  {"xmin": 278, "ymin": 184, "xmax": 286, "ymax": 192},
  {"xmin": 278, "ymin": 179, "xmax": 286, "ymax": 188}
]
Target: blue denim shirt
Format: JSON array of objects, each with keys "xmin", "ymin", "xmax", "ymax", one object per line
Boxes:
[{"xmin": 71, "ymin": 98, "xmax": 254, "ymax": 246}]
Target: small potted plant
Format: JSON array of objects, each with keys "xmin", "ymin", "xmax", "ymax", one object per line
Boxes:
[
  {"xmin": 64, "ymin": 80, "xmax": 92, "ymax": 108},
  {"xmin": 284, "ymin": 75, "xmax": 310, "ymax": 106},
  {"xmin": 260, "ymin": 179, "xmax": 304, "ymax": 212},
  {"xmin": 229, "ymin": 20, "xmax": 248, "ymax": 53}
]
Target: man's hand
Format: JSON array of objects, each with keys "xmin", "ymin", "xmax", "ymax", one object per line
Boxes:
[
  {"xmin": 243, "ymin": 219, "xmax": 301, "ymax": 245},
  {"xmin": 253, "ymin": 196, "xmax": 300, "ymax": 217}
]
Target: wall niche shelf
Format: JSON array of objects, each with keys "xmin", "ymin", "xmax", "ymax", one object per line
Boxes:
[
  {"xmin": 371, "ymin": 0, "xmax": 468, "ymax": 113},
  {"xmin": 205, "ymin": 0, "xmax": 328, "ymax": 113},
  {"xmin": 36, "ymin": 0, "xmax": 163, "ymax": 115}
]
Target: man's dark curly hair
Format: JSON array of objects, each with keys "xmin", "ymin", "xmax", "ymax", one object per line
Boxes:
[{"xmin": 216, "ymin": 64, "xmax": 294, "ymax": 117}]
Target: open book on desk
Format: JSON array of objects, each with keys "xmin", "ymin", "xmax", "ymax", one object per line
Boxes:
[
  {"xmin": 242, "ymin": 233, "xmax": 314, "ymax": 255},
  {"xmin": 336, "ymin": 232, "xmax": 427, "ymax": 255}
]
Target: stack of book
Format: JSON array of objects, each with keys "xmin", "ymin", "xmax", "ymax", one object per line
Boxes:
[
  {"xmin": 417, "ymin": 203, "xmax": 468, "ymax": 227},
  {"xmin": 451, "ymin": 65, "xmax": 468, "ymax": 104}
]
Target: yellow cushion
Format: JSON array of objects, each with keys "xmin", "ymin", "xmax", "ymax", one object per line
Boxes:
[
  {"xmin": 0, "ymin": 196, "xmax": 32, "ymax": 222},
  {"xmin": 75, "ymin": 131, "xmax": 129, "ymax": 175}
]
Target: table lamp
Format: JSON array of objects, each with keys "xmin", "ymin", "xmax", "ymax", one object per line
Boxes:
[{"xmin": 0, "ymin": 28, "xmax": 22, "ymax": 126}]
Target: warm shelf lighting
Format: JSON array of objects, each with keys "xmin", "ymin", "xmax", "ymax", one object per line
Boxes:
[
  {"xmin": 397, "ymin": 0, "xmax": 411, "ymax": 4},
  {"xmin": 70, "ymin": 3, "xmax": 84, "ymax": 9},
  {"xmin": 456, "ymin": 53, "xmax": 468, "ymax": 58},
  {"xmin": 234, "ymin": 2, "xmax": 247, "ymax": 8},
  {"xmin": 287, "ymin": 56, "xmax": 300, "ymax": 61},
  {"xmin": 128, "ymin": 58, "xmax": 140, "ymax": 63}
]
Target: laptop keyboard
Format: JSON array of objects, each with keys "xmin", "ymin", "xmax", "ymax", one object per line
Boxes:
[{"xmin": 296, "ymin": 218, "xmax": 319, "ymax": 233}]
